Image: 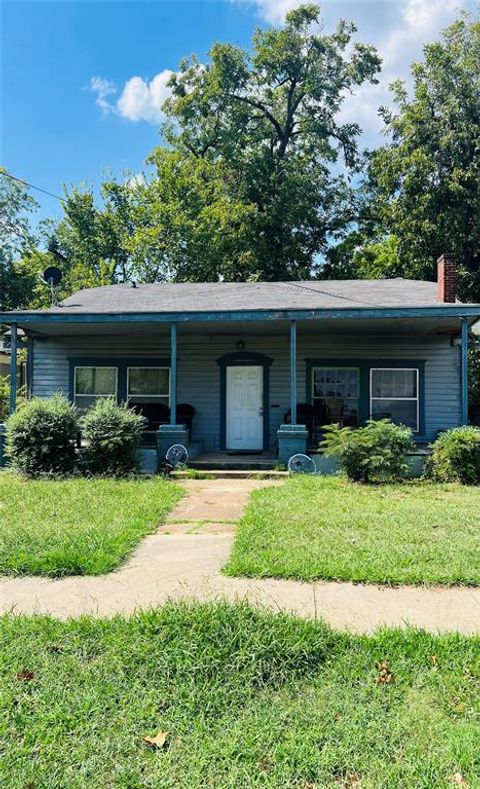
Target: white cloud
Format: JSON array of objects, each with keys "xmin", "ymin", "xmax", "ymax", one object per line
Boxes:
[
  {"xmin": 381, "ymin": 0, "xmax": 462, "ymax": 71},
  {"xmin": 90, "ymin": 76, "xmax": 117, "ymax": 115},
  {"xmin": 337, "ymin": 0, "xmax": 469, "ymax": 143},
  {"xmin": 241, "ymin": 0, "xmax": 302, "ymax": 25},
  {"xmin": 90, "ymin": 70, "xmax": 173, "ymax": 124},
  {"xmin": 117, "ymin": 71, "xmax": 173, "ymax": 123}
]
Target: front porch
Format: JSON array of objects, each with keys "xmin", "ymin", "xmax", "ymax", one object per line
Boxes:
[{"xmin": 1, "ymin": 308, "xmax": 471, "ymax": 471}]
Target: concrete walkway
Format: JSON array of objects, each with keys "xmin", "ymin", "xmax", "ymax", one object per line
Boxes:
[{"xmin": 1, "ymin": 479, "xmax": 480, "ymax": 634}]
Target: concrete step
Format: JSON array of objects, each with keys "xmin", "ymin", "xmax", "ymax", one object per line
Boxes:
[
  {"xmin": 172, "ymin": 469, "xmax": 288, "ymax": 480},
  {"xmin": 190, "ymin": 461, "xmax": 277, "ymax": 471}
]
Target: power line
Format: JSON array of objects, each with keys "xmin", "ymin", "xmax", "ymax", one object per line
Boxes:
[{"xmin": 0, "ymin": 170, "xmax": 65, "ymax": 202}]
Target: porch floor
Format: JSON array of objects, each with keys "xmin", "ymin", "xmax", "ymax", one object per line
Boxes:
[{"xmin": 190, "ymin": 451, "xmax": 278, "ymax": 471}]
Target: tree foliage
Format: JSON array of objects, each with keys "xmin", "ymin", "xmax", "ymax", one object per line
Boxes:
[
  {"xmin": 44, "ymin": 181, "xmax": 137, "ymax": 291},
  {"xmin": 0, "ymin": 171, "xmax": 39, "ymax": 310},
  {"xmin": 139, "ymin": 4, "xmax": 381, "ymax": 281},
  {"xmin": 128, "ymin": 151, "xmax": 257, "ymax": 282},
  {"xmin": 326, "ymin": 14, "xmax": 480, "ymax": 299}
]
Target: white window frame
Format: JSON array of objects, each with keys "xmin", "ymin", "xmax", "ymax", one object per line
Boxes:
[
  {"xmin": 126, "ymin": 366, "xmax": 170, "ymax": 404},
  {"xmin": 369, "ymin": 367, "xmax": 419, "ymax": 432},
  {"xmin": 74, "ymin": 366, "xmax": 118, "ymax": 406}
]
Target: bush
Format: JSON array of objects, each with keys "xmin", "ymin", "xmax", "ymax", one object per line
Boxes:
[
  {"xmin": 6, "ymin": 395, "xmax": 79, "ymax": 477},
  {"xmin": 0, "ymin": 376, "xmax": 10, "ymax": 423},
  {"xmin": 80, "ymin": 398, "xmax": 145, "ymax": 476},
  {"xmin": 1, "ymin": 379, "xmax": 27, "ymax": 423},
  {"xmin": 426, "ymin": 426, "xmax": 480, "ymax": 484},
  {"xmin": 321, "ymin": 419, "xmax": 414, "ymax": 484}
]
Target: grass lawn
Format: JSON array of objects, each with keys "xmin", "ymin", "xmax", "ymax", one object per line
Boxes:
[
  {"xmin": 0, "ymin": 474, "xmax": 182, "ymax": 577},
  {"xmin": 1, "ymin": 602, "xmax": 479, "ymax": 788},
  {"xmin": 225, "ymin": 476, "xmax": 480, "ymax": 586}
]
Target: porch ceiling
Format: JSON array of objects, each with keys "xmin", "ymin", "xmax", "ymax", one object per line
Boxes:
[{"xmin": 15, "ymin": 315, "xmax": 468, "ymax": 338}]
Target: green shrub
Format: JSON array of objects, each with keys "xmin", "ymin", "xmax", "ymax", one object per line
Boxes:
[
  {"xmin": 6, "ymin": 394, "xmax": 79, "ymax": 477},
  {"xmin": 426, "ymin": 426, "xmax": 480, "ymax": 484},
  {"xmin": 1, "ymin": 379, "xmax": 27, "ymax": 423},
  {"xmin": 321, "ymin": 419, "xmax": 414, "ymax": 484},
  {"xmin": 0, "ymin": 376, "xmax": 10, "ymax": 423},
  {"xmin": 81, "ymin": 398, "xmax": 145, "ymax": 476}
]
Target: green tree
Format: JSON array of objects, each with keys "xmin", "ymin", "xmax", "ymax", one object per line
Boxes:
[
  {"xmin": 0, "ymin": 171, "xmax": 39, "ymax": 310},
  {"xmin": 322, "ymin": 233, "xmax": 402, "ymax": 280},
  {"xmin": 127, "ymin": 150, "xmax": 257, "ymax": 282},
  {"xmin": 49, "ymin": 183, "xmax": 133, "ymax": 291},
  {"xmin": 139, "ymin": 3, "xmax": 380, "ymax": 281},
  {"xmin": 345, "ymin": 14, "xmax": 480, "ymax": 299}
]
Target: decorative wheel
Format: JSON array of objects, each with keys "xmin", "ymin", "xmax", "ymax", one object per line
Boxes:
[
  {"xmin": 288, "ymin": 453, "xmax": 316, "ymax": 474},
  {"xmin": 165, "ymin": 443, "xmax": 189, "ymax": 468}
]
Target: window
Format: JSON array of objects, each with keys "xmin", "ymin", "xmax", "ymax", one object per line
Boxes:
[
  {"xmin": 312, "ymin": 367, "xmax": 360, "ymax": 424},
  {"xmin": 127, "ymin": 367, "xmax": 170, "ymax": 405},
  {"xmin": 370, "ymin": 368, "xmax": 419, "ymax": 431},
  {"xmin": 74, "ymin": 366, "xmax": 117, "ymax": 410}
]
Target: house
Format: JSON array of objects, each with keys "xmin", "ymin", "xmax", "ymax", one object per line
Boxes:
[{"xmin": 1, "ymin": 255, "xmax": 479, "ymax": 470}]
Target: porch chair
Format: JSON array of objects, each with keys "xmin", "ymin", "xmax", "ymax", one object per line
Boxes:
[
  {"xmin": 325, "ymin": 397, "xmax": 345, "ymax": 426},
  {"xmin": 132, "ymin": 402, "xmax": 170, "ymax": 431},
  {"xmin": 176, "ymin": 403, "xmax": 196, "ymax": 441}
]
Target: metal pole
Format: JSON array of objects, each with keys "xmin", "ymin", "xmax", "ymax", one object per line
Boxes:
[
  {"xmin": 9, "ymin": 322, "xmax": 18, "ymax": 415},
  {"xmin": 461, "ymin": 317, "xmax": 469, "ymax": 425},
  {"xmin": 290, "ymin": 320, "xmax": 297, "ymax": 425},
  {"xmin": 170, "ymin": 322, "xmax": 177, "ymax": 425}
]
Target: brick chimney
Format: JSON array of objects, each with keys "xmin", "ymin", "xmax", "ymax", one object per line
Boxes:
[{"xmin": 437, "ymin": 253, "xmax": 456, "ymax": 303}]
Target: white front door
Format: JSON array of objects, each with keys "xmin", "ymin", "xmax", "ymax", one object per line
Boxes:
[{"xmin": 226, "ymin": 366, "xmax": 263, "ymax": 450}]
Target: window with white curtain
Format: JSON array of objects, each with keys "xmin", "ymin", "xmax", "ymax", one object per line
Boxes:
[
  {"xmin": 370, "ymin": 368, "xmax": 419, "ymax": 431},
  {"xmin": 74, "ymin": 367, "xmax": 118, "ymax": 410},
  {"xmin": 127, "ymin": 367, "xmax": 170, "ymax": 405}
]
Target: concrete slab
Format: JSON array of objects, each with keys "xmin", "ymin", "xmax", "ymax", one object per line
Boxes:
[
  {"xmin": 164, "ymin": 478, "xmax": 278, "ymax": 523},
  {"xmin": 1, "ymin": 478, "xmax": 480, "ymax": 634},
  {"xmin": 162, "ymin": 522, "xmax": 235, "ymax": 535}
]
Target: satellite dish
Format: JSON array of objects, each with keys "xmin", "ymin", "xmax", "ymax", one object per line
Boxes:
[
  {"xmin": 288, "ymin": 453, "xmax": 316, "ymax": 474},
  {"xmin": 43, "ymin": 266, "xmax": 62, "ymax": 286}
]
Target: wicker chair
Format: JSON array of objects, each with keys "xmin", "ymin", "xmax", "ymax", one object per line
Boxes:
[{"xmin": 325, "ymin": 397, "xmax": 345, "ymax": 425}]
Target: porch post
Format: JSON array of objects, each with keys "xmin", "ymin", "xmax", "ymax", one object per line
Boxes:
[
  {"xmin": 9, "ymin": 322, "xmax": 18, "ymax": 415},
  {"xmin": 170, "ymin": 322, "xmax": 177, "ymax": 425},
  {"xmin": 290, "ymin": 319, "xmax": 297, "ymax": 424},
  {"xmin": 157, "ymin": 321, "xmax": 188, "ymax": 469},
  {"xmin": 277, "ymin": 318, "xmax": 308, "ymax": 465},
  {"xmin": 461, "ymin": 317, "xmax": 469, "ymax": 425}
]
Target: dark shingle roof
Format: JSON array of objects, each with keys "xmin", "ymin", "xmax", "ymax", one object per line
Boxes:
[{"xmin": 50, "ymin": 278, "xmax": 448, "ymax": 314}]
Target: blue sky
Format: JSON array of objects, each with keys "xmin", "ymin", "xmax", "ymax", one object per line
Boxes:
[{"xmin": 1, "ymin": 0, "xmax": 475, "ymax": 226}]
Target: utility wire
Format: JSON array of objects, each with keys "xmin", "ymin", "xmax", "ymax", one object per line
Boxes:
[
  {"xmin": 279, "ymin": 280, "xmax": 388, "ymax": 309},
  {"xmin": 0, "ymin": 170, "xmax": 65, "ymax": 202}
]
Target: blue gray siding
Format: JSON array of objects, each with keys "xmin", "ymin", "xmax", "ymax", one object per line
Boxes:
[{"xmin": 31, "ymin": 331, "xmax": 461, "ymax": 448}]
